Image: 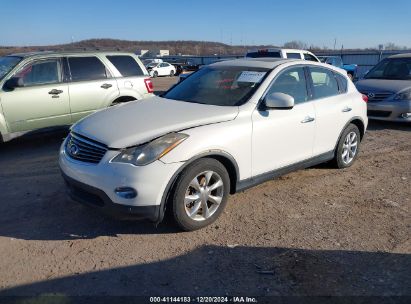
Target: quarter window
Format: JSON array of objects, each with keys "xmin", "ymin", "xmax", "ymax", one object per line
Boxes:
[
  {"xmin": 15, "ymin": 59, "xmax": 61, "ymax": 86},
  {"xmin": 68, "ymin": 57, "xmax": 108, "ymax": 81},
  {"xmin": 266, "ymin": 67, "xmax": 308, "ymax": 104},
  {"xmin": 286, "ymin": 53, "xmax": 302, "ymax": 59},
  {"xmin": 106, "ymin": 55, "xmax": 144, "ymax": 77},
  {"xmin": 304, "ymin": 54, "xmax": 319, "ymax": 62},
  {"xmin": 309, "ymin": 67, "xmax": 339, "ymax": 99},
  {"xmin": 335, "ymin": 72, "xmax": 348, "ymax": 93}
]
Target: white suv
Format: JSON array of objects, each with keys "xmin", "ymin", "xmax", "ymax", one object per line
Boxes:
[
  {"xmin": 60, "ymin": 58, "xmax": 367, "ymax": 231},
  {"xmin": 246, "ymin": 48, "xmax": 320, "ymax": 62}
]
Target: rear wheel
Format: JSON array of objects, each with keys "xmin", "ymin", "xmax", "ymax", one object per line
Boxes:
[
  {"xmin": 171, "ymin": 158, "xmax": 230, "ymax": 231},
  {"xmin": 333, "ymin": 124, "xmax": 361, "ymax": 169}
]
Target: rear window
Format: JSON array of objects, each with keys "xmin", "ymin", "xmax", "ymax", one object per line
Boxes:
[
  {"xmin": 246, "ymin": 51, "xmax": 281, "ymax": 58},
  {"xmin": 68, "ymin": 56, "xmax": 108, "ymax": 81},
  {"xmin": 106, "ymin": 55, "xmax": 144, "ymax": 77}
]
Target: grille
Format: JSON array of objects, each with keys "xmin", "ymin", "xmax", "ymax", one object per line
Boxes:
[
  {"xmin": 65, "ymin": 133, "xmax": 108, "ymax": 164},
  {"xmin": 360, "ymin": 91, "xmax": 393, "ymax": 103},
  {"xmin": 367, "ymin": 110, "xmax": 392, "ymax": 117}
]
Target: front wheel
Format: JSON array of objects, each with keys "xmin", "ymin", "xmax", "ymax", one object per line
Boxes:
[
  {"xmin": 152, "ymin": 71, "xmax": 158, "ymax": 78},
  {"xmin": 333, "ymin": 124, "xmax": 361, "ymax": 169},
  {"xmin": 169, "ymin": 70, "xmax": 175, "ymax": 77},
  {"xmin": 171, "ymin": 158, "xmax": 230, "ymax": 231}
]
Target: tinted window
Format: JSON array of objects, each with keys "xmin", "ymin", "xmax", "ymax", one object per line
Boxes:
[
  {"xmin": 335, "ymin": 72, "xmax": 348, "ymax": 93},
  {"xmin": 15, "ymin": 59, "xmax": 61, "ymax": 86},
  {"xmin": 365, "ymin": 58, "xmax": 411, "ymax": 80},
  {"xmin": 266, "ymin": 67, "xmax": 308, "ymax": 104},
  {"xmin": 246, "ymin": 51, "xmax": 281, "ymax": 58},
  {"xmin": 304, "ymin": 54, "xmax": 319, "ymax": 62},
  {"xmin": 106, "ymin": 55, "xmax": 144, "ymax": 77},
  {"xmin": 0, "ymin": 56, "xmax": 22, "ymax": 80},
  {"xmin": 286, "ymin": 53, "xmax": 302, "ymax": 59},
  {"xmin": 68, "ymin": 57, "xmax": 107, "ymax": 81},
  {"xmin": 309, "ymin": 67, "xmax": 339, "ymax": 99},
  {"xmin": 164, "ymin": 66, "xmax": 269, "ymax": 106}
]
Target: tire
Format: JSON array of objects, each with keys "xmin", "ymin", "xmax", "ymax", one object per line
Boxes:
[
  {"xmin": 170, "ymin": 70, "xmax": 175, "ymax": 77},
  {"xmin": 333, "ymin": 124, "xmax": 361, "ymax": 169},
  {"xmin": 152, "ymin": 71, "xmax": 158, "ymax": 78},
  {"xmin": 171, "ymin": 158, "xmax": 230, "ymax": 231}
]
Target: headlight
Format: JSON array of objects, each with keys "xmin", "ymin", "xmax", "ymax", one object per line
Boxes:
[
  {"xmin": 112, "ymin": 133, "xmax": 188, "ymax": 166},
  {"xmin": 394, "ymin": 89, "xmax": 411, "ymax": 100}
]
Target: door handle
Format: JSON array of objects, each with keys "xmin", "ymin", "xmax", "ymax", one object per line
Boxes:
[
  {"xmin": 342, "ymin": 107, "xmax": 352, "ymax": 112},
  {"xmin": 301, "ymin": 116, "xmax": 315, "ymax": 123},
  {"xmin": 48, "ymin": 89, "xmax": 63, "ymax": 95},
  {"xmin": 100, "ymin": 83, "xmax": 112, "ymax": 89}
]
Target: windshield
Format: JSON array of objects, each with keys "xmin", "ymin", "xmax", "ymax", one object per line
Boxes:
[
  {"xmin": 147, "ymin": 63, "xmax": 158, "ymax": 68},
  {"xmin": 163, "ymin": 66, "xmax": 269, "ymax": 106},
  {"xmin": 0, "ymin": 56, "xmax": 22, "ymax": 80},
  {"xmin": 365, "ymin": 58, "xmax": 411, "ymax": 80},
  {"xmin": 246, "ymin": 51, "xmax": 281, "ymax": 58}
]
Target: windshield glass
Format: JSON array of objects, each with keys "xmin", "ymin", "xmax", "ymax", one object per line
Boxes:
[
  {"xmin": 365, "ymin": 58, "xmax": 411, "ymax": 80},
  {"xmin": 147, "ymin": 63, "xmax": 157, "ymax": 68},
  {"xmin": 0, "ymin": 56, "xmax": 22, "ymax": 80},
  {"xmin": 163, "ymin": 66, "xmax": 269, "ymax": 106},
  {"xmin": 246, "ymin": 51, "xmax": 281, "ymax": 58}
]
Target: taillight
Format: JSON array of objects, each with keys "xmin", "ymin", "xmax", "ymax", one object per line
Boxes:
[
  {"xmin": 144, "ymin": 78, "xmax": 154, "ymax": 93},
  {"xmin": 362, "ymin": 94, "xmax": 368, "ymax": 103}
]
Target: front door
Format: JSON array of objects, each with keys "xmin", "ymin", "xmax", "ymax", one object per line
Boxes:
[
  {"xmin": 251, "ymin": 66, "xmax": 316, "ymax": 176},
  {"xmin": 1, "ymin": 58, "xmax": 70, "ymax": 133}
]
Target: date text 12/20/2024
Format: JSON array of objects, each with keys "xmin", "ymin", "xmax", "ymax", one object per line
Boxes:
[{"xmin": 149, "ymin": 296, "xmax": 258, "ymax": 303}]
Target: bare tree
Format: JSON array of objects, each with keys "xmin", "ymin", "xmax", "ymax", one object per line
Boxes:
[{"xmin": 283, "ymin": 40, "xmax": 308, "ymax": 49}]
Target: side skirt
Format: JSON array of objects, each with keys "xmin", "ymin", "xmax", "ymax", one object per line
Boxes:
[{"xmin": 236, "ymin": 151, "xmax": 334, "ymax": 192}]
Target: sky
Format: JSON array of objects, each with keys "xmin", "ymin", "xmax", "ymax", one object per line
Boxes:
[{"xmin": 1, "ymin": 0, "xmax": 410, "ymax": 49}]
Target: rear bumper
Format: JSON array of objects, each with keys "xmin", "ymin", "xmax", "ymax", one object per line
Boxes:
[
  {"xmin": 367, "ymin": 100, "xmax": 411, "ymax": 122},
  {"xmin": 62, "ymin": 173, "xmax": 160, "ymax": 221}
]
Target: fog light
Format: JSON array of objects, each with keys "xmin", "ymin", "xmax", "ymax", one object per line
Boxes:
[
  {"xmin": 114, "ymin": 187, "xmax": 137, "ymax": 199},
  {"xmin": 401, "ymin": 113, "xmax": 411, "ymax": 118}
]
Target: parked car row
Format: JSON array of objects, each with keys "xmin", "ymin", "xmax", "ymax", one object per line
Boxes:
[
  {"xmin": 0, "ymin": 51, "xmax": 154, "ymax": 142},
  {"xmin": 318, "ymin": 56, "xmax": 358, "ymax": 80},
  {"xmin": 1, "ymin": 48, "xmax": 408, "ymax": 231}
]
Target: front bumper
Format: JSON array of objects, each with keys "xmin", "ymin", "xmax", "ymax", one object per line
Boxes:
[
  {"xmin": 59, "ymin": 140, "xmax": 184, "ymax": 220},
  {"xmin": 367, "ymin": 100, "xmax": 411, "ymax": 122}
]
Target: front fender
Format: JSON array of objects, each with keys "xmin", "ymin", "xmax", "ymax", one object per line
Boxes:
[{"xmin": 0, "ymin": 111, "xmax": 9, "ymax": 141}]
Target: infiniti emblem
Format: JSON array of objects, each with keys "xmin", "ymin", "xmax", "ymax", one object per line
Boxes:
[
  {"xmin": 69, "ymin": 142, "xmax": 79, "ymax": 156},
  {"xmin": 367, "ymin": 92, "xmax": 375, "ymax": 99}
]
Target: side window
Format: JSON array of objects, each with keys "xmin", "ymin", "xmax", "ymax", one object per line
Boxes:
[
  {"xmin": 14, "ymin": 59, "xmax": 61, "ymax": 86},
  {"xmin": 265, "ymin": 67, "xmax": 308, "ymax": 104},
  {"xmin": 335, "ymin": 72, "xmax": 348, "ymax": 93},
  {"xmin": 68, "ymin": 57, "xmax": 107, "ymax": 81},
  {"xmin": 309, "ymin": 67, "xmax": 339, "ymax": 99},
  {"xmin": 106, "ymin": 55, "xmax": 144, "ymax": 77},
  {"xmin": 286, "ymin": 53, "xmax": 302, "ymax": 59},
  {"xmin": 304, "ymin": 53, "xmax": 319, "ymax": 62}
]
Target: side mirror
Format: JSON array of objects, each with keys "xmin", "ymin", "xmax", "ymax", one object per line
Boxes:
[
  {"xmin": 264, "ymin": 92, "xmax": 295, "ymax": 109},
  {"xmin": 4, "ymin": 77, "xmax": 23, "ymax": 90}
]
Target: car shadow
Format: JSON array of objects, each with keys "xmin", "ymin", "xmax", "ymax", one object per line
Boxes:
[
  {"xmin": 367, "ymin": 120, "xmax": 411, "ymax": 131},
  {"xmin": 0, "ymin": 245, "xmax": 409, "ymax": 298},
  {"xmin": 0, "ymin": 130, "xmax": 179, "ymax": 241}
]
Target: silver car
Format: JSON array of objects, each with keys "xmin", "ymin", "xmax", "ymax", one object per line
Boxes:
[{"xmin": 355, "ymin": 53, "xmax": 411, "ymax": 122}]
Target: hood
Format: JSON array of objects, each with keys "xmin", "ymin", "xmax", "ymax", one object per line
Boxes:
[
  {"xmin": 72, "ymin": 96, "xmax": 239, "ymax": 148},
  {"xmin": 355, "ymin": 78, "xmax": 411, "ymax": 93}
]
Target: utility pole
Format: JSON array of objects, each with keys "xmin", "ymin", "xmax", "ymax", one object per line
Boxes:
[{"xmin": 333, "ymin": 38, "xmax": 337, "ymax": 51}]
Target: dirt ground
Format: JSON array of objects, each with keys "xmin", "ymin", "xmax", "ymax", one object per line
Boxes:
[{"xmin": 0, "ymin": 76, "xmax": 410, "ymax": 299}]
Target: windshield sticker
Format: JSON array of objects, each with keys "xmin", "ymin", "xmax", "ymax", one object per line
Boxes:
[{"xmin": 237, "ymin": 71, "xmax": 266, "ymax": 83}]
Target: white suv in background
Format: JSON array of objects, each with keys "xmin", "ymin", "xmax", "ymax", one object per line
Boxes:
[
  {"xmin": 246, "ymin": 48, "xmax": 320, "ymax": 62},
  {"xmin": 60, "ymin": 58, "xmax": 367, "ymax": 231}
]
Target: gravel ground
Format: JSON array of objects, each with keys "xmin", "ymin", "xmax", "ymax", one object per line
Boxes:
[{"xmin": 0, "ymin": 76, "xmax": 410, "ymax": 298}]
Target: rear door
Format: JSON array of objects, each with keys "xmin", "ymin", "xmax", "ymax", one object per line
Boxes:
[
  {"xmin": 1, "ymin": 57, "xmax": 70, "ymax": 132},
  {"xmin": 308, "ymin": 66, "xmax": 353, "ymax": 155},
  {"xmin": 66, "ymin": 56, "xmax": 119, "ymax": 122}
]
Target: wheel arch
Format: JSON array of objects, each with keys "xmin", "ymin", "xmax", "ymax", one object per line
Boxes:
[
  {"xmin": 110, "ymin": 95, "xmax": 138, "ymax": 106},
  {"xmin": 334, "ymin": 116, "xmax": 365, "ymax": 153},
  {"xmin": 156, "ymin": 151, "xmax": 240, "ymax": 224}
]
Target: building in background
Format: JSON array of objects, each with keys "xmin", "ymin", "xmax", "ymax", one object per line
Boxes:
[{"xmin": 136, "ymin": 49, "xmax": 169, "ymax": 57}]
